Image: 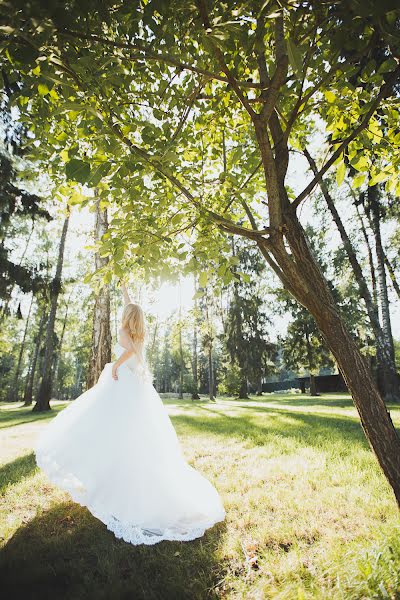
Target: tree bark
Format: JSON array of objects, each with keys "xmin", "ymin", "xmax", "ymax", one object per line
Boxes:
[
  {"xmin": 304, "ymin": 149, "xmax": 400, "ymax": 402},
  {"xmin": 52, "ymin": 295, "xmax": 71, "ymax": 399},
  {"xmin": 368, "ymin": 185, "xmax": 396, "ymax": 363},
  {"xmin": 24, "ymin": 309, "xmax": 46, "ymax": 406},
  {"xmin": 238, "ymin": 377, "xmax": 249, "ymax": 399},
  {"xmin": 33, "ymin": 215, "xmax": 69, "ymax": 411},
  {"xmin": 178, "ymin": 318, "xmax": 184, "ymax": 400},
  {"xmin": 86, "ymin": 201, "xmax": 112, "ymax": 389},
  {"xmin": 384, "ymin": 253, "xmax": 400, "ymax": 302},
  {"xmin": 208, "ymin": 346, "xmax": 215, "ymax": 401},
  {"xmin": 305, "ymin": 324, "xmax": 318, "ymax": 396},
  {"xmin": 258, "ymin": 205, "xmax": 400, "ymax": 506},
  {"xmin": 7, "ymin": 292, "xmax": 34, "ymax": 402},
  {"xmin": 353, "ymin": 201, "xmax": 378, "ymax": 308},
  {"xmin": 191, "ymin": 278, "xmax": 200, "ymax": 400}
]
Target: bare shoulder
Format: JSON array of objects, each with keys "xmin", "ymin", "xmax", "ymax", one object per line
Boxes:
[{"xmin": 118, "ymin": 327, "xmax": 135, "ymax": 350}]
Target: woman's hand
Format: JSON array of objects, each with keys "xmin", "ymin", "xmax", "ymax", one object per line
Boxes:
[{"xmin": 112, "ymin": 363, "xmax": 119, "ymax": 381}]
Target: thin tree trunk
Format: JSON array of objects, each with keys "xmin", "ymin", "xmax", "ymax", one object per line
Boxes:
[
  {"xmin": 384, "ymin": 253, "xmax": 400, "ymax": 301},
  {"xmin": 208, "ymin": 346, "xmax": 215, "ymax": 401},
  {"xmin": 305, "ymin": 325, "xmax": 318, "ymax": 396},
  {"xmin": 34, "ymin": 214, "xmax": 69, "ymax": 411},
  {"xmin": 7, "ymin": 293, "xmax": 34, "ymax": 402},
  {"xmin": 86, "ymin": 200, "xmax": 112, "ymax": 388},
  {"xmin": 178, "ymin": 302, "xmax": 184, "ymax": 399},
  {"xmin": 304, "ymin": 149, "xmax": 400, "ymax": 402},
  {"xmin": 52, "ymin": 294, "xmax": 71, "ymax": 399},
  {"xmin": 24, "ymin": 310, "xmax": 46, "ymax": 406},
  {"xmin": 367, "ymin": 185, "xmax": 396, "ymax": 363},
  {"xmin": 192, "ymin": 278, "xmax": 200, "ymax": 400},
  {"xmin": 354, "ymin": 200, "xmax": 378, "ymax": 308}
]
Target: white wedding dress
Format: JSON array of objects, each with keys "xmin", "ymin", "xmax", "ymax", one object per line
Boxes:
[{"xmin": 34, "ymin": 342, "xmax": 225, "ymax": 545}]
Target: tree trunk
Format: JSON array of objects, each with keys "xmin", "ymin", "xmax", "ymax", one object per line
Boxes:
[
  {"xmin": 354, "ymin": 201, "xmax": 378, "ymax": 308},
  {"xmin": 208, "ymin": 346, "xmax": 215, "ymax": 401},
  {"xmin": 258, "ymin": 206, "xmax": 400, "ymax": 506},
  {"xmin": 384, "ymin": 253, "xmax": 400, "ymax": 302},
  {"xmin": 191, "ymin": 280, "xmax": 200, "ymax": 400},
  {"xmin": 7, "ymin": 293, "xmax": 34, "ymax": 402},
  {"xmin": 33, "ymin": 214, "xmax": 69, "ymax": 412},
  {"xmin": 309, "ymin": 374, "xmax": 317, "ymax": 396},
  {"xmin": 304, "ymin": 149, "xmax": 400, "ymax": 403},
  {"xmin": 178, "ymin": 320, "xmax": 184, "ymax": 400},
  {"xmin": 86, "ymin": 201, "xmax": 111, "ymax": 389},
  {"xmin": 238, "ymin": 377, "xmax": 249, "ymax": 399},
  {"xmin": 305, "ymin": 324, "xmax": 318, "ymax": 396},
  {"xmin": 24, "ymin": 310, "xmax": 46, "ymax": 406},
  {"xmin": 256, "ymin": 376, "xmax": 263, "ymax": 395},
  {"xmin": 368, "ymin": 185, "xmax": 396, "ymax": 363},
  {"xmin": 52, "ymin": 296, "xmax": 70, "ymax": 399}
]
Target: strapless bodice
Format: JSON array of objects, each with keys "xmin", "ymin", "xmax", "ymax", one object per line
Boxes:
[{"xmin": 114, "ymin": 342, "xmax": 139, "ymax": 370}]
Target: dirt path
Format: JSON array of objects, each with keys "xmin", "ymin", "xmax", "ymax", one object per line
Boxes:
[{"xmin": 0, "ymin": 421, "xmax": 46, "ymax": 464}]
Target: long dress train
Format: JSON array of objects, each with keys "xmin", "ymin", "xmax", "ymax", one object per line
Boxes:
[{"xmin": 34, "ymin": 343, "xmax": 225, "ymax": 545}]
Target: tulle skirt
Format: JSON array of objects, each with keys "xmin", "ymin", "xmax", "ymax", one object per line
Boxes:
[{"xmin": 34, "ymin": 361, "xmax": 225, "ymax": 545}]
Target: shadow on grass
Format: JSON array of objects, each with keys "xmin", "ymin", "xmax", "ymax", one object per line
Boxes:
[
  {"xmin": 0, "ymin": 453, "xmax": 37, "ymax": 494},
  {"xmin": 0, "ymin": 501, "xmax": 225, "ymax": 600},
  {"xmin": 0, "ymin": 403, "xmax": 67, "ymax": 430},
  {"xmin": 172, "ymin": 405, "xmax": 370, "ymax": 453}
]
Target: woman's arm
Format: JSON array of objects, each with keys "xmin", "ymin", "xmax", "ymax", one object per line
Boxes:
[
  {"xmin": 112, "ymin": 348, "xmax": 134, "ymax": 380},
  {"xmin": 112, "ymin": 328, "xmax": 135, "ymax": 380},
  {"xmin": 121, "ymin": 282, "xmax": 132, "ymax": 307}
]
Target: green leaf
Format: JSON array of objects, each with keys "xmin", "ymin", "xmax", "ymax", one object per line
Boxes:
[
  {"xmin": 369, "ymin": 171, "xmax": 388, "ymax": 186},
  {"xmin": 336, "ymin": 161, "xmax": 346, "ymax": 187},
  {"xmin": 324, "ymin": 91, "xmax": 336, "ymax": 103},
  {"xmin": 87, "ymin": 162, "xmax": 111, "ymax": 187},
  {"xmin": 38, "ymin": 83, "xmax": 49, "ymax": 96},
  {"xmin": 377, "ymin": 58, "xmax": 397, "ymax": 74},
  {"xmin": 198, "ymin": 271, "xmax": 208, "ymax": 288},
  {"xmin": 286, "ymin": 38, "xmax": 302, "ymax": 78},
  {"xmin": 352, "ymin": 173, "xmax": 365, "ymax": 189},
  {"xmin": 65, "ymin": 159, "xmax": 91, "ymax": 184}
]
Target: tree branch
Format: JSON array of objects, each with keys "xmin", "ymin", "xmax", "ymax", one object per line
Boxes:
[
  {"xmin": 291, "ymin": 64, "xmax": 400, "ymax": 211},
  {"xmin": 260, "ymin": 14, "xmax": 288, "ymax": 122},
  {"xmin": 57, "ymin": 27, "xmax": 265, "ymax": 90},
  {"xmin": 196, "ymin": 0, "xmax": 256, "ymax": 117}
]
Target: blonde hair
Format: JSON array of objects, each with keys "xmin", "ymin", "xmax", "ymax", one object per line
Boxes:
[{"xmin": 121, "ymin": 303, "xmax": 145, "ymax": 343}]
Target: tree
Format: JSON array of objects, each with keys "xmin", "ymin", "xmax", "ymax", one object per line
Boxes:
[
  {"xmin": 282, "ymin": 304, "xmax": 334, "ymax": 396},
  {"xmin": 33, "ymin": 213, "xmax": 69, "ymax": 411},
  {"xmin": 6, "ymin": 292, "xmax": 34, "ymax": 401},
  {"xmin": 223, "ymin": 243, "xmax": 274, "ymax": 398},
  {"xmin": 86, "ymin": 197, "xmax": 112, "ymax": 388},
  {"xmin": 304, "ymin": 149, "xmax": 400, "ymax": 401},
  {"xmin": 23, "ymin": 308, "xmax": 46, "ymax": 406},
  {"xmin": 0, "ymin": 152, "xmax": 49, "ymax": 308},
  {"xmin": 3, "ymin": 1, "xmax": 400, "ymax": 502}
]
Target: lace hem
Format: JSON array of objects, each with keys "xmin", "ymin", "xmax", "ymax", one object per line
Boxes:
[{"xmin": 35, "ymin": 449, "xmax": 225, "ymax": 546}]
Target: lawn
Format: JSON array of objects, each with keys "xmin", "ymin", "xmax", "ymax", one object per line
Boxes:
[{"xmin": 1, "ymin": 393, "xmax": 399, "ymax": 599}]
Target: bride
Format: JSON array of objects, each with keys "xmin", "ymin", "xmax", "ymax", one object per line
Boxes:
[{"xmin": 34, "ymin": 283, "xmax": 225, "ymax": 545}]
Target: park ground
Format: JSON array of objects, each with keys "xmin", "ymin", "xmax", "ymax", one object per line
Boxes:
[{"xmin": 0, "ymin": 393, "xmax": 399, "ymax": 600}]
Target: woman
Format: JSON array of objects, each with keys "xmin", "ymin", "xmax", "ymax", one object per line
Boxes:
[{"xmin": 34, "ymin": 284, "xmax": 225, "ymax": 545}]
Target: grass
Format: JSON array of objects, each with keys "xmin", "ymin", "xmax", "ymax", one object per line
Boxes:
[{"xmin": 0, "ymin": 393, "xmax": 399, "ymax": 599}]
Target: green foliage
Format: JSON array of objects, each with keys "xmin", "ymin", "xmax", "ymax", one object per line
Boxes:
[{"xmin": 1, "ymin": 0, "xmax": 398, "ymax": 286}]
